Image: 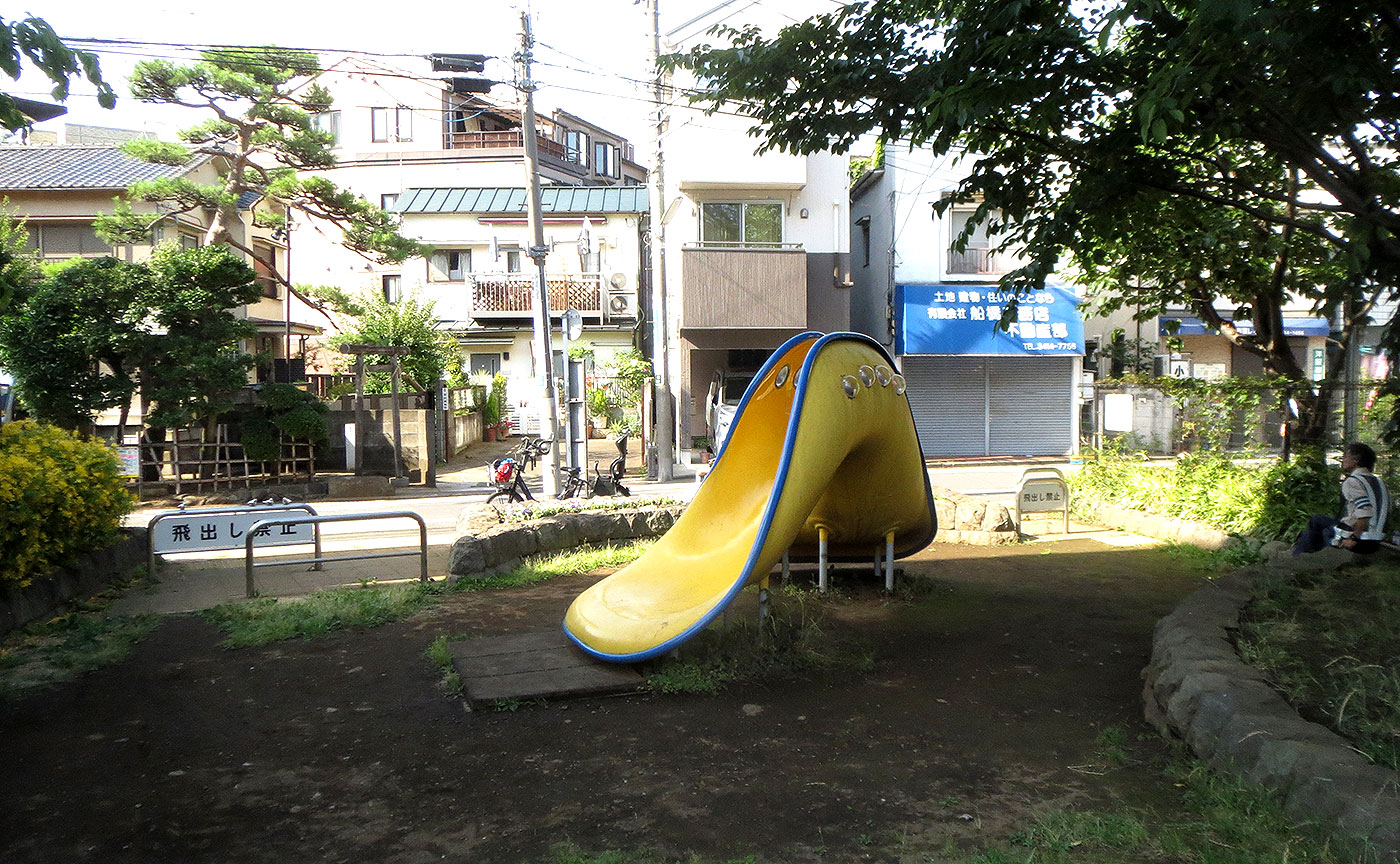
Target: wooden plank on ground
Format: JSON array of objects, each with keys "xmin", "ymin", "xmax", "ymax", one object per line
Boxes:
[{"xmin": 449, "ymin": 629, "xmax": 642, "ymax": 707}]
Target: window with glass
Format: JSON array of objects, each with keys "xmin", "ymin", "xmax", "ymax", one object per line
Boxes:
[
  {"xmin": 382, "ymin": 274, "xmax": 402, "ymax": 303},
  {"xmin": 593, "ymin": 141, "xmax": 613, "ymax": 177},
  {"xmin": 371, "ymin": 106, "xmax": 413, "ymax": 143},
  {"xmin": 380, "ymin": 193, "xmax": 399, "ymax": 212},
  {"xmin": 947, "ymin": 208, "xmax": 1001, "ymax": 274},
  {"xmin": 699, "ymin": 202, "xmax": 783, "ymax": 247},
  {"xmin": 506, "ymin": 249, "xmax": 521, "ymax": 273},
  {"xmin": 565, "ymin": 130, "xmax": 589, "ymax": 166},
  {"xmin": 26, "ymin": 222, "xmax": 111, "ymax": 258},
  {"xmin": 429, "ymin": 249, "xmax": 470, "ymax": 282},
  {"xmin": 312, "ymin": 110, "xmax": 340, "ymax": 145}
]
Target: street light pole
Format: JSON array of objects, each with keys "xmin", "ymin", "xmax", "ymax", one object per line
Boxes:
[{"xmin": 518, "ymin": 10, "xmax": 561, "ymax": 496}]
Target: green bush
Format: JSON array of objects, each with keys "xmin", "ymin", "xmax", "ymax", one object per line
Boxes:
[
  {"xmin": 0, "ymin": 420, "xmax": 134, "ymax": 587},
  {"xmin": 238, "ymin": 383, "xmax": 329, "ymax": 462},
  {"xmin": 1071, "ymin": 444, "xmax": 1337, "ymax": 540}
]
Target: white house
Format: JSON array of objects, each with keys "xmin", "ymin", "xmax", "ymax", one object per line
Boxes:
[
  {"xmin": 849, "ymin": 144, "xmax": 1087, "ymax": 458},
  {"xmin": 656, "ymin": 7, "xmax": 853, "ymax": 465}
]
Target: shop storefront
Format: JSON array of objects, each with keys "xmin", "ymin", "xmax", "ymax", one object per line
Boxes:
[{"xmin": 895, "ymin": 283, "xmax": 1086, "ymax": 457}]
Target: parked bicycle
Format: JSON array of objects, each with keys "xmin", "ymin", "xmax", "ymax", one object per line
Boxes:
[
  {"xmin": 487, "ymin": 437, "xmax": 556, "ymax": 506},
  {"xmin": 555, "ymin": 434, "xmax": 631, "ymax": 500}
]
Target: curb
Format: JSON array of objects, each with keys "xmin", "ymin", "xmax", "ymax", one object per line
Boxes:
[{"xmin": 1143, "ymin": 552, "xmax": 1400, "ymax": 859}]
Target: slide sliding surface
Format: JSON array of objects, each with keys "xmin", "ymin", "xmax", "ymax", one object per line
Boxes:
[{"xmin": 564, "ymin": 332, "xmax": 937, "ymax": 662}]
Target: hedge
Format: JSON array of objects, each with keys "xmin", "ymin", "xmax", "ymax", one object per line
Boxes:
[{"xmin": 0, "ymin": 421, "xmax": 134, "ymax": 588}]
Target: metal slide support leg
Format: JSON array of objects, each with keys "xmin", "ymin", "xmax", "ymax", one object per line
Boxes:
[
  {"xmin": 818, "ymin": 527, "xmax": 829, "ymax": 594},
  {"xmin": 758, "ymin": 575, "xmax": 770, "ymax": 626},
  {"xmin": 781, "ymin": 551, "xmax": 790, "ymax": 586},
  {"xmin": 885, "ymin": 532, "xmax": 895, "ymax": 592}
]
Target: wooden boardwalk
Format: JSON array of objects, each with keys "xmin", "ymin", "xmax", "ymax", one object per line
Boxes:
[{"xmin": 448, "ymin": 629, "xmax": 642, "ymax": 708}]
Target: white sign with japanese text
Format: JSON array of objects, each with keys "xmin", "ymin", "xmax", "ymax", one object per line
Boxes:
[
  {"xmin": 1018, "ymin": 479, "xmax": 1068, "ymax": 514},
  {"xmin": 151, "ymin": 512, "xmax": 314, "ymax": 554}
]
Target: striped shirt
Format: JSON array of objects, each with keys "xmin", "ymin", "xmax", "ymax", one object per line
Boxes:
[{"xmin": 1342, "ymin": 468, "xmax": 1390, "ymax": 541}]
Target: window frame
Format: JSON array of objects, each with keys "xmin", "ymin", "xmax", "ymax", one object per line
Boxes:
[
  {"xmin": 380, "ymin": 193, "xmax": 400, "ymax": 212},
  {"xmin": 565, "ymin": 130, "xmax": 589, "ymax": 167},
  {"xmin": 428, "ymin": 249, "xmax": 470, "ymax": 282},
  {"xmin": 381, "ymin": 274, "xmax": 402, "ymax": 303},
  {"xmin": 699, "ymin": 201, "xmax": 785, "ymax": 248},
  {"xmin": 312, "ymin": 110, "xmax": 341, "ymax": 145},
  {"xmin": 371, "ymin": 106, "xmax": 412, "ymax": 143}
]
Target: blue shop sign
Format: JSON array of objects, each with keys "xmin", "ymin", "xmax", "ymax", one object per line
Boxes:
[
  {"xmin": 1159, "ymin": 315, "xmax": 1330, "ymax": 338},
  {"xmin": 895, "ymin": 283, "xmax": 1085, "ymax": 356}
]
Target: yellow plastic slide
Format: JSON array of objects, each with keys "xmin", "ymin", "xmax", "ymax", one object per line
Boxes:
[{"xmin": 563, "ymin": 331, "xmax": 937, "ymax": 662}]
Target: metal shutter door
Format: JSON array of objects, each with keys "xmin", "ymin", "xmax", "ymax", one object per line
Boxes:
[
  {"xmin": 903, "ymin": 357, "xmax": 988, "ymax": 457},
  {"xmin": 988, "ymin": 357, "xmax": 1073, "ymax": 456}
]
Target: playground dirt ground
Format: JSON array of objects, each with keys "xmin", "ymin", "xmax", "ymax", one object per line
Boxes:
[{"xmin": 0, "ymin": 536, "xmax": 1211, "ymax": 864}]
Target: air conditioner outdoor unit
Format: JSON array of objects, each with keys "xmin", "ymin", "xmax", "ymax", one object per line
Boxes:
[{"xmin": 606, "ymin": 290, "xmax": 638, "ymax": 320}]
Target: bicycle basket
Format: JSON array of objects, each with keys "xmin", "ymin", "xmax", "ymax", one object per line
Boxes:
[{"xmin": 493, "ymin": 459, "xmax": 516, "ymax": 484}]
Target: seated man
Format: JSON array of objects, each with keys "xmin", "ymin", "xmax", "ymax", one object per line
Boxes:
[{"xmin": 1293, "ymin": 442, "xmax": 1391, "ymax": 555}]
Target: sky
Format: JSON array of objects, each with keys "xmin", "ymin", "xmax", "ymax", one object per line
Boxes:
[{"xmin": 16, "ymin": 0, "xmax": 845, "ymax": 149}]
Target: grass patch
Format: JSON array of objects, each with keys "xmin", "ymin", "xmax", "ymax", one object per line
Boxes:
[
  {"xmin": 529, "ymin": 754, "xmax": 1366, "ymax": 862},
  {"xmin": 1161, "ymin": 540, "xmax": 1263, "ymax": 572},
  {"xmin": 201, "ymin": 580, "xmax": 443, "ymax": 649},
  {"xmin": 641, "ymin": 584, "xmax": 874, "ymax": 695},
  {"xmin": 1237, "ymin": 560, "xmax": 1400, "ymax": 772},
  {"xmin": 492, "ymin": 498, "xmax": 683, "ymax": 524},
  {"xmin": 0, "ymin": 588, "xmax": 160, "ymax": 702},
  {"xmin": 927, "ymin": 755, "xmax": 1363, "ymax": 864},
  {"xmin": 426, "ymin": 634, "xmax": 462, "ymax": 696},
  {"xmin": 451, "ymin": 541, "xmax": 653, "ymax": 593}
]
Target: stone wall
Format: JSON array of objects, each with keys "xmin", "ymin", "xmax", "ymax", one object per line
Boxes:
[
  {"xmin": 449, "ymin": 504, "xmax": 688, "ymax": 579},
  {"xmin": 1078, "ymin": 495, "xmax": 1235, "ymax": 550},
  {"xmin": 931, "ymin": 485, "xmax": 1019, "ymax": 545},
  {"xmin": 0, "ymin": 530, "xmax": 148, "ymax": 637},
  {"xmin": 1143, "ymin": 550, "xmax": 1400, "ymax": 858}
]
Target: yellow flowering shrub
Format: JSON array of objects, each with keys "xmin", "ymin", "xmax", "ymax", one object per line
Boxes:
[{"xmin": 0, "ymin": 421, "xmax": 134, "ymax": 588}]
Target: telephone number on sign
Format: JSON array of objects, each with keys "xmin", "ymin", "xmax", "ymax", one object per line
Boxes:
[{"xmin": 1023, "ymin": 341, "xmax": 1081, "ymax": 351}]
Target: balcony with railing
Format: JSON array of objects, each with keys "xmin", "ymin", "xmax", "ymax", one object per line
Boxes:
[
  {"xmin": 469, "ymin": 273, "xmax": 602, "ymax": 318},
  {"xmin": 947, "ymin": 247, "xmax": 1006, "ymax": 276},
  {"xmin": 441, "ymin": 130, "xmax": 584, "ymax": 176},
  {"xmin": 680, "ymin": 244, "xmax": 807, "ymax": 330}
]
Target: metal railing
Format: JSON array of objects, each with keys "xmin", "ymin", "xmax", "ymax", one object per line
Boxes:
[
  {"xmin": 947, "ymin": 247, "xmax": 1005, "ymax": 275},
  {"xmin": 243, "ymin": 511, "xmax": 429, "ymax": 597},
  {"xmin": 148, "ymin": 503, "xmax": 323, "ymax": 577}
]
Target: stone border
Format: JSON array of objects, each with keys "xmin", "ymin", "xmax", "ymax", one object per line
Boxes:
[
  {"xmin": 1078, "ymin": 496, "xmax": 1235, "ymax": 550},
  {"xmin": 446, "ymin": 489, "xmax": 1019, "ymax": 580},
  {"xmin": 1143, "ymin": 550, "xmax": 1400, "ymax": 859},
  {"xmin": 0, "ymin": 529, "xmax": 148, "ymax": 637},
  {"xmin": 448, "ymin": 504, "xmax": 687, "ymax": 579},
  {"xmin": 930, "ymin": 485, "xmax": 1018, "ymax": 543}
]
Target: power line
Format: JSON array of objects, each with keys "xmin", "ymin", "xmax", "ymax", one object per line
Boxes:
[{"xmin": 64, "ymin": 36, "xmax": 454, "ymax": 61}]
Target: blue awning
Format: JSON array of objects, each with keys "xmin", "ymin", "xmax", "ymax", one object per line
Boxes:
[
  {"xmin": 1160, "ymin": 315, "xmax": 1330, "ymax": 338},
  {"xmin": 895, "ymin": 283, "xmax": 1085, "ymax": 356}
]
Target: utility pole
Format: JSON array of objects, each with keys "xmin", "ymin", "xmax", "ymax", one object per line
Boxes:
[
  {"xmin": 518, "ymin": 10, "xmax": 561, "ymax": 496},
  {"xmin": 647, "ymin": 0, "xmax": 675, "ymax": 481}
]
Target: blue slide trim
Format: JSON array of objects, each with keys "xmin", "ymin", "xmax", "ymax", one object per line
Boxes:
[{"xmin": 564, "ymin": 332, "xmax": 926, "ymax": 663}]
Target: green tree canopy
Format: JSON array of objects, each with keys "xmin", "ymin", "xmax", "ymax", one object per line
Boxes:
[
  {"xmin": 0, "ymin": 256, "xmax": 143, "ymax": 430},
  {"xmin": 0, "ymin": 16, "xmax": 115, "ymax": 131},
  {"xmin": 329, "ymin": 291, "xmax": 458, "ymax": 394},
  {"xmin": 94, "ymin": 47, "xmax": 425, "ymax": 293},
  {"xmin": 0, "ymin": 244, "xmax": 261, "ymax": 433},
  {"xmin": 670, "ymin": 0, "xmax": 1400, "ymax": 444}
]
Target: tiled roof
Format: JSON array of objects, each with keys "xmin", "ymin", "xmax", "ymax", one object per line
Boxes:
[
  {"xmin": 396, "ymin": 185, "xmax": 648, "ymax": 215},
  {"xmin": 0, "ymin": 145, "xmax": 204, "ymax": 190}
]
